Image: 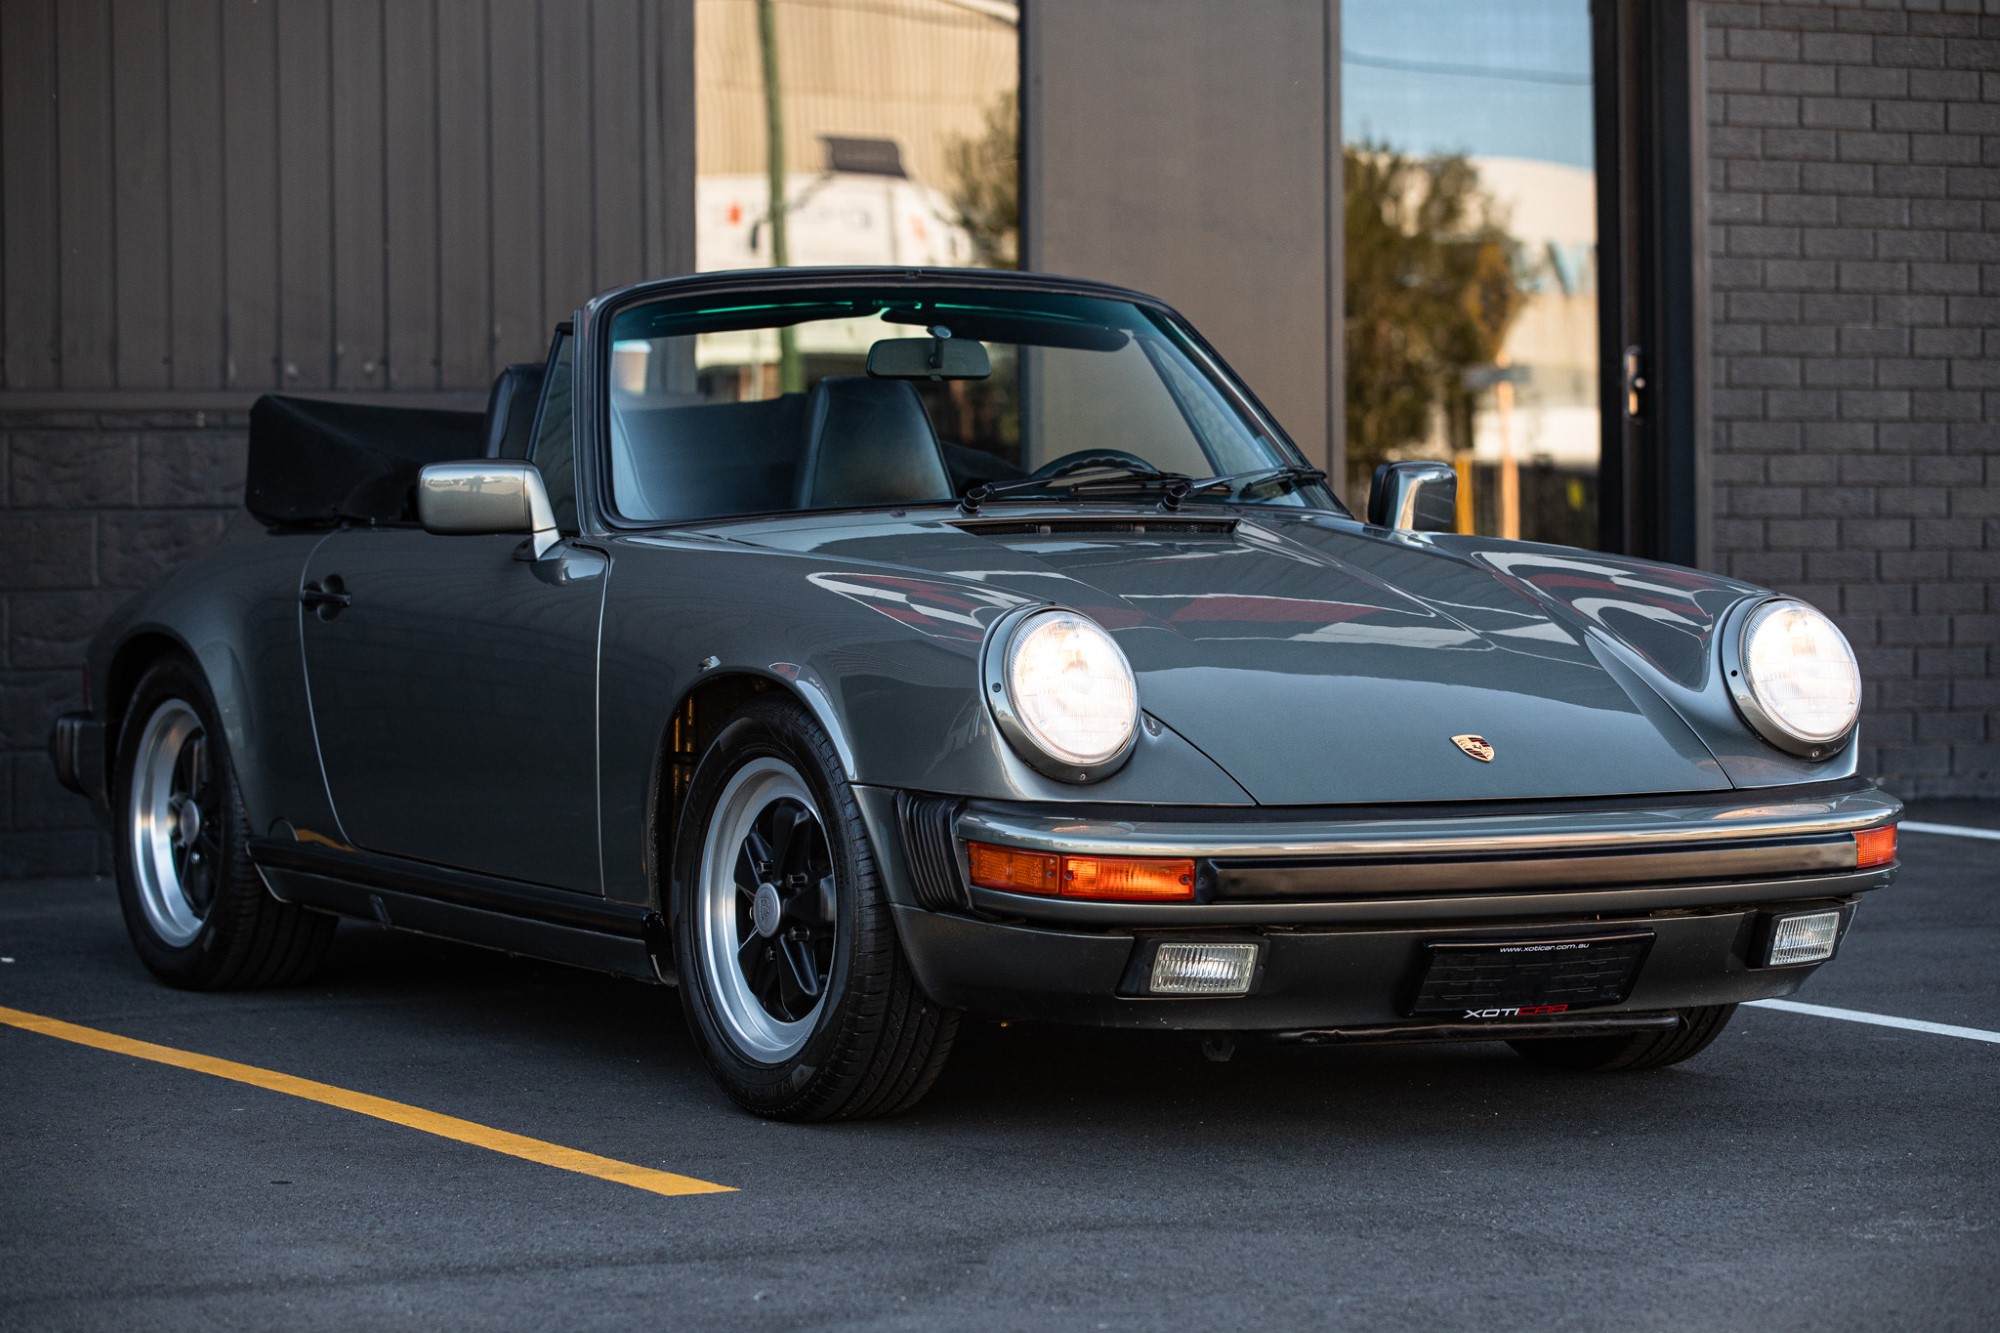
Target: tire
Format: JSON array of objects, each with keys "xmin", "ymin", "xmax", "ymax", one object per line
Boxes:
[
  {"xmin": 111, "ymin": 655, "xmax": 334, "ymax": 990},
  {"xmin": 671, "ymin": 695, "xmax": 958, "ymax": 1120},
  {"xmin": 1507, "ymin": 1005, "xmax": 1737, "ymax": 1072}
]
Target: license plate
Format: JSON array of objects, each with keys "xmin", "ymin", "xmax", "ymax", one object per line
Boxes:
[{"xmin": 1407, "ymin": 931, "xmax": 1655, "ymax": 1019}]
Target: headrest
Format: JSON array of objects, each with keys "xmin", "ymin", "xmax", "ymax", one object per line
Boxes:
[
  {"xmin": 484, "ymin": 362, "xmax": 546, "ymax": 458},
  {"xmin": 795, "ymin": 377, "xmax": 952, "ymax": 511}
]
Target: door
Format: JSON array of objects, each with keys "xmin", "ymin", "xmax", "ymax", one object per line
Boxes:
[
  {"xmin": 298, "ymin": 528, "xmax": 606, "ymax": 890},
  {"xmin": 299, "ymin": 329, "xmax": 606, "ymax": 891}
]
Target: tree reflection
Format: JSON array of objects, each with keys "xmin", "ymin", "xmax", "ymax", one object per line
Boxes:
[
  {"xmin": 946, "ymin": 89, "xmax": 1019, "ymax": 270},
  {"xmin": 1344, "ymin": 144, "xmax": 1528, "ymax": 527}
]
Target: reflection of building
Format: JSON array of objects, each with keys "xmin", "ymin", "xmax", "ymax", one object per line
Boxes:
[
  {"xmin": 1471, "ymin": 157, "xmax": 1598, "ymax": 473},
  {"xmin": 697, "ymin": 166, "xmax": 976, "ymax": 270},
  {"xmin": 696, "ymin": 0, "xmax": 1016, "ymax": 233},
  {"xmin": 1470, "ymin": 157, "xmax": 1600, "ymax": 548},
  {"xmin": 1362, "ymin": 154, "xmax": 1601, "ymax": 545}
]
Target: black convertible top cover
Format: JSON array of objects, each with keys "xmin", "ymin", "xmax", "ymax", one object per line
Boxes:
[{"xmin": 245, "ymin": 395, "xmax": 485, "ymax": 526}]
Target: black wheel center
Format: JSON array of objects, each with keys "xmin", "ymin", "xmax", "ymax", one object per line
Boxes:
[{"xmin": 731, "ymin": 796, "xmax": 837, "ymax": 1024}]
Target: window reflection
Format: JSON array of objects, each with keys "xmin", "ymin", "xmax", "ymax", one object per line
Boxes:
[
  {"xmin": 695, "ymin": 0, "xmax": 1019, "ymax": 274},
  {"xmin": 1343, "ymin": 0, "xmax": 1600, "ymax": 547}
]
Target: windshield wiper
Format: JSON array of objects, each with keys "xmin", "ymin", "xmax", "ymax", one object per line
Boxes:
[
  {"xmin": 1182, "ymin": 464, "xmax": 1329, "ymax": 502},
  {"xmin": 959, "ymin": 462, "xmax": 1326, "ymax": 515},
  {"xmin": 959, "ymin": 465, "xmax": 1193, "ymax": 513}
]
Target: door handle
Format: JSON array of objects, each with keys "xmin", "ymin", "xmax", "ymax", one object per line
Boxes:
[{"xmin": 301, "ymin": 576, "xmax": 351, "ymax": 618}]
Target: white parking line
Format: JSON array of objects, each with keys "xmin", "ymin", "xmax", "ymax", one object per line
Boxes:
[
  {"xmin": 1746, "ymin": 998, "xmax": 2000, "ymax": 1046},
  {"xmin": 1901, "ymin": 820, "xmax": 2000, "ymax": 843}
]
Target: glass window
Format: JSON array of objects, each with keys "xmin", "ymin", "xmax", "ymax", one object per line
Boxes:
[
  {"xmin": 1342, "ymin": 0, "xmax": 1600, "ymax": 547},
  {"xmin": 696, "ymin": 0, "xmax": 1019, "ymax": 273},
  {"xmin": 531, "ymin": 334, "xmax": 578, "ymax": 533},
  {"xmin": 604, "ymin": 285, "xmax": 1334, "ymax": 524}
]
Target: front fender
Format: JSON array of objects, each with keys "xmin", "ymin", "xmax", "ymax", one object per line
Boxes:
[
  {"xmin": 596, "ymin": 536, "xmax": 1250, "ymax": 904},
  {"xmin": 1453, "ymin": 541, "xmax": 1860, "ymax": 787}
]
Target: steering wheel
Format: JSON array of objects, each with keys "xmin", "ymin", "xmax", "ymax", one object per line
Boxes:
[{"xmin": 1028, "ymin": 449, "xmax": 1160, "ymax": 482}]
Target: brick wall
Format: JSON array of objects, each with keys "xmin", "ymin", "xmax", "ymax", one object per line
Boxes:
[
  {"xmin": 1704, "ymin": 0, "xmax": 2000, "ymax": 796},
  {"xmin": 0, "ymin": 412, "xmax": 247, "ymax": 877}
]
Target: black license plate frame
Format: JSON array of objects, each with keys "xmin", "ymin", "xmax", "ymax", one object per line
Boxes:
[{"xmin": 1406, "ymin": 930, "xmax": 1656, "ymax": 1019}]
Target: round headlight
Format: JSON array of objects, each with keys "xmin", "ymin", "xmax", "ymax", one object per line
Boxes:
[
  {"xmin": 987, "ymin": 608, "xmax": 1138, "ymax": 779},
  {"xmin": 1729, "ymin": 598, "xmax": 1861, "ymax": 755}
]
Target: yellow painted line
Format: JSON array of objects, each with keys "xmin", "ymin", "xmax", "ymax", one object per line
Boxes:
[{"xmin": 0, "ymin": 1005, "xmax": 733, "ymax": 1198}]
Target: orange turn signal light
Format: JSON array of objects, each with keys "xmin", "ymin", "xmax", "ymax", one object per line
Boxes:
[
  {"xmin": 1854, "ymin": 824, "xmax": 1897, "ymax": 869},
  {"xmin": 966, "ymin": 843, "xmax": 1061, "ymax": 895},
  {"xmin": 966, "ymin": 842, "xmax": 1196, "ymax": 902}
]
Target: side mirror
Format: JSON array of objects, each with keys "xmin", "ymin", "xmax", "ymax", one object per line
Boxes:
[
  {"xmin": 417, "ymin": 461, "xmax": 559, "ymax": 557},
  {"xmin": 1367, "ymin": 461, "xmax": 1458, "ymax": 533}
]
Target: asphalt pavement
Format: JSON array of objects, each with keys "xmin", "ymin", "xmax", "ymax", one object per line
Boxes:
[{"xmin": 2, "ymin": 805, "xmax": 1996, "ymax": 1332}]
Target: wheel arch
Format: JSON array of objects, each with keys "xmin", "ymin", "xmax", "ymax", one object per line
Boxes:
[
  {"xmin": 647, "ymin": 668, "xmax": 856, "ymax": 913},
  {"xmin": 102, "ymin": 628, "xmax": 201, "ymax": 772}
]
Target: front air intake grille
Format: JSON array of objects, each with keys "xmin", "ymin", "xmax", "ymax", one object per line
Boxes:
[{"xmin": 897, "ymin": 793, "xmax": 969, "ymax": 912}]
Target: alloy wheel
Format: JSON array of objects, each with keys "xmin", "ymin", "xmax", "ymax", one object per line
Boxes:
[
  {"xmin": 697, "ymin": 757, "xmax": 838, "ymax": 1061},
  {"xmin": 128, "ymin": 698, "xmax": 222, "ymax": 947}
]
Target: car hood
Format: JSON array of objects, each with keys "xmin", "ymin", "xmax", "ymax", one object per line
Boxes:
[{"xmin": 719, "ymin": 508, "xmax": 1754, "ymax": 805}]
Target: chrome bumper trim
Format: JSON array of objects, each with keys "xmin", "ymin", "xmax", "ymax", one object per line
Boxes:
[
  {"xmin": 966, "ymin": 867, "xmax": 1883, "ymax": 927},
  {"xmin": 954, "ymin": 788, "xmax": 1902, "ymax": 862}
]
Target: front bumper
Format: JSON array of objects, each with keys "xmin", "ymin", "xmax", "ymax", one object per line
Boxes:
[{"xmin": 860, "ymin": 783, "xmax": 1901, "ymax": 1034}]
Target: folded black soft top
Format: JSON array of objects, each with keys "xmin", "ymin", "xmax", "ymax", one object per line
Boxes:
[{"xmin": 245, "ymin": 395, "xmax": 485, "ymax": 527}]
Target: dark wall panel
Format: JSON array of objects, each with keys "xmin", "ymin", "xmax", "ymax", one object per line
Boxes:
[
  {"xmin": 1, "ymin": 0, "xmax": 693, "ymax": 398},
  {"xmin": 166, "ymin": 0, "xmax": 226, "ymax": 389},
  {"xmin": 1023, "ymin": 0, "xmax": 1338, "ymax": 471},
  {"xmin": 1, "ymin": 0, "xmax": 60, "ymax": 388},
  {"xmin": 56, "ymin": 0, "xmax": 116, "ymax": 389},
  {"xmin": 384, "ymin": 0, "xmax": 441, "ymax": 390},
  {"xmin": 111, "ymin": 0, "xmax": 171, "ymax": 389},
  {"xmin": 220, "ymin": 0, "xmax": 280, "ymax": 390},
  {"xmin": 593, "ymin": 0, "xmax": 646, "ymax": 292},
  {"xmin": 331, "ymin": 0, "xmax": 386, "ymax": 391},
  {"xmin": 276, "ymin": 0, "xmax": 333, "ymax": 390},
  {"xmin": 488, "ymin": 0, "xmax": 547, "ymax": 369},
  {"xmin": 540, "ymin": 3, "xmax": 594, "ymax": 338},
  {"xmin": 437, "ymin": 0, "xmax": 494, "ymax": 387}
]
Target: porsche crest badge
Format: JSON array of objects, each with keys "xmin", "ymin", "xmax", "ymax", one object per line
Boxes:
[{"xmin": 1451, "ymin": 734, "xmax": 1495, "ymax": 763}]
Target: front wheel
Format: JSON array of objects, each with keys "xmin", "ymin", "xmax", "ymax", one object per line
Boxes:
[
  {"xmin": 1507, "ymin": 1005, "xmax": 1737, "ymax": 1072},
  {"xmin": 671, "ymin": 696, "xmax": 958, "ymax": 1120}
]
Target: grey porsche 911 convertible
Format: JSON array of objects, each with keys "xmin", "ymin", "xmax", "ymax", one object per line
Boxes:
[{"xmin": 50, "ymin": 268, "xmax": 1900, "ymax": 1120}]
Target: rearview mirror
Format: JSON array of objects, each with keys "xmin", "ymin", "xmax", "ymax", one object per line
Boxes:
[
  {"xmin": 1367, "ymin": 461, "xmax": 1458, "ymax": 533},
  {"xmin": 867, "ymin": 335, "xmax": 991, "ymax": 381},
  {"xmin": 417, "ymin": 461, "xmax": 559, "ymax": 557}
]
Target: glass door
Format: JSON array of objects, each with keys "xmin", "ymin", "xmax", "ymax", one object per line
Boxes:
[{"xmin": 1341, "ymin": 0, "xmax": 1601, "ymax": 548}]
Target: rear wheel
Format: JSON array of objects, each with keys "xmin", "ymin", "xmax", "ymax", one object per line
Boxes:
[
  {"xmin": 112, "ymin": 656, "xmax": 334, "ymax": 989},
  {"xmin": 1507, "ymin": 1005, "xmax": 1737, "ymax": 1072},
  {"xmin": 672, "ymin": 696, "xmax": 957, "ymax": 1119}
]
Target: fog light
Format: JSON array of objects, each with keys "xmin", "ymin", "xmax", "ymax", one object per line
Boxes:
[
  {"xmin": 1149, "ymin": 942, "xmax": 1258, "ymax": 996},
  {"xmin": 1767, "ymin": 910, "xmax": 1841, "ymax": 966}
]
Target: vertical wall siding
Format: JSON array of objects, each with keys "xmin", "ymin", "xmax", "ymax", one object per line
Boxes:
[
  {"xmin": 165, "ymin": 0, "xmax": 226, "ymax": 390},
  {"xmin": 0, "ymin": 0, "xmax": 691, "ymax": 397},
  {"xmin": 1, "ymin": 0, "xmax": 61, "ymax": 388}
]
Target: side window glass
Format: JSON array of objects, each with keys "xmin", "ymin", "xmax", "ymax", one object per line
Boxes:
[{"xmin": 531, "ymin": 334, "xmax": 578, "ymax": 532}]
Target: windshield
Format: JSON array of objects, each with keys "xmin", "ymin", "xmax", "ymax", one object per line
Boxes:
[{"xmin": 602, "ymin": 285, "xmax": 1339, "ymax": 524}]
